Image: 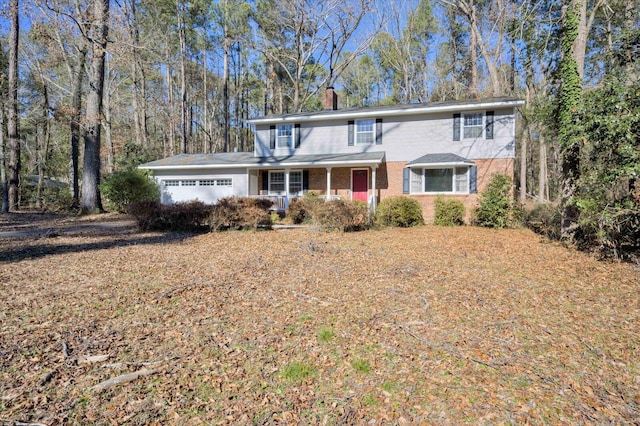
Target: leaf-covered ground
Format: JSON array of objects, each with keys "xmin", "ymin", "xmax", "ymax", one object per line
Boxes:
[{"xmin": 1, "ymin": 214, "xmax": 639, "ymax": 425}]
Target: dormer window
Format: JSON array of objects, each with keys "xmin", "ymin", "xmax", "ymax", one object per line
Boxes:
[
  {"xmin": 356, "ymin": 119, "xmax": 375, "ymax": 145},
  {"xmin": 277, "ymin": 125, "xmax": 293, "ymax": 148}
]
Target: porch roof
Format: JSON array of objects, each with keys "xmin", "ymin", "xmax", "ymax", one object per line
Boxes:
[
  {"xmin": 139, "ymin": 151, "xmax": 386, "ymax": 171},
  {"xmin": 406, "ymin": 153, "xmax": 474, "ymax": 167}
]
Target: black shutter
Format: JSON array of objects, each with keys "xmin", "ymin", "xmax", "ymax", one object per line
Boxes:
[
  {"xmin": 262, "ymin": 171, "xmax": 269, "ymax": 192},
  {"xmin": 294, "ymin": 123, "xmax": 301, "ymax": 147},
  {"xmin": 302, "ymin": 170, "xmax": 309, "ymax": 192},
  {"xmin": 269, "ymin": 125, "xmax": 276, "ymax": 149},
  {"xmin": 348, "ymin": 121, "xmax": 354, "ymax": 146},
  {"xmin": 485, "ymin": 111, "xmax": 494, "ymax": 139},
  {"xmin": 403, "ymin": 168, "xmax": 410, "ymax": 194},
  {"xmin": 375, "ymin": 118, "xmax": 383, "ymax": 145},
  {"xmin": 469, "ymin": 165, "xmax": 477, "ymax": 194},
  {"xmin": 453, "ymin": 113, "xmax": 461, "ymax": 141}
]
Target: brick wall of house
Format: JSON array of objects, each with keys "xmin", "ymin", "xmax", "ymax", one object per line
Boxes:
[
  {"xmin": 378, "ymin": 158, "xmax": 514, "ymax": 223},
  {"xmin": 258, "ymin": 157, "xmax": 513, "ymax": 223}
]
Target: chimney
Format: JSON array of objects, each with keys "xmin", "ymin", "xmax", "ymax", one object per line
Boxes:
[{"xmin": 324, "ymin": 86, "xmax": 338, "ymax": 110}]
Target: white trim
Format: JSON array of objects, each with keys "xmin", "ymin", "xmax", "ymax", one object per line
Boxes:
[
  {"xmin": 408, "ymin": 161, "xmax": 473, "ymax": 168},
  {"xmin": 355, "ymin": 119, "xmax": 375, "ymax": 145},
  {"xmin": 140, "ymin": 158, "xmax": 384, "ymax": 171},
  {"xmin": 248, "ymin": 99, "xmax": 525, "ymax": 124},
  {"xmin": 410, "ymin": 166, "xmax": 471, "ymax": 195}
]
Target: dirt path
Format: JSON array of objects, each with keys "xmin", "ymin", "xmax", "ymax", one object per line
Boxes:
[{"xmin": 0, "ymin": 211, "xmax": 137, "ymax": 239}]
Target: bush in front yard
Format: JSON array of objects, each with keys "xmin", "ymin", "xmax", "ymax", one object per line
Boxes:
[
  {"xmin": 433, "ymin": 195, "xmax": 465, "ymax": 226},
  {"xmin": 128, "ymin": 200, "xmax": 213, "ymax": 232},
  {"xmin": 100, "ymin": 169, "xmax": 159, "ymax": 213},
  {"xmin": 375, "ymin": 196, "xmax": 424, "ymax": 227},
  {"xmin": 287, "ymin": 192, "xmax": 324, "ymax": 224},
  {"xmin": 314, "ymin": 199, "xmax": 370, "ymax": 232},
  {"xmin": 209, "ymin": 197, "xmax": 273, "ymax": 231},
  {"xmin": 472, "ymin": 173, "xmax": 516, "ymax": 228}
]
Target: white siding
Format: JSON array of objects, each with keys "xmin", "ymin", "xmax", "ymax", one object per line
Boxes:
[{"xmin": 253, "ymin": 108, "xmax": 516, "ymax": 162}]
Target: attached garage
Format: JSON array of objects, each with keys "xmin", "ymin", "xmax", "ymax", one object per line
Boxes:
[{"xmin": 158, "ymin": 177, "xmax": 235, "ymax": 204}]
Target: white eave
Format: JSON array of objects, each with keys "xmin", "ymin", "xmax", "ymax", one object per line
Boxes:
[
  {"xmin": 408, "ymin": 161, "xmax": 473, "ymax": 168},
  {"xmin": 248, "ymin": 99, "xmax": 525, "ymax": 125}
]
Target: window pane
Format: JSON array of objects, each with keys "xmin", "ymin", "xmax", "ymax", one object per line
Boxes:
[
  {"xmin": 410, "ymin": 168, "xmax": 422, "ymax": 193},
  {"xmin": 289, "ymin": 171, "xmax": 302, "ymax": 195},
  {"xmin": 277, "ymin": 125, "xmax": 292, "ymax": 148},
  {"xmin": 463, "ymin": 113, "xmax": 483, "ymax": 138},
  {"xmin": 424, "ymin": 168, "xmax": 453, "ymax": 192},
  {"xmin": 455, "ymin": 167, "xmax": 468, "ymax": 193},
  {"xmin": 356, "ymin": 119, "xmax": 374, "ymax": 144},
  {"xmin": 270, "ymin": 172, "xmax": 285, "ymax": 193}
]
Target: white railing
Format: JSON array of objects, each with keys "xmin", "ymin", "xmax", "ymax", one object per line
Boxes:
[{"xmin": 250, "ymin": 194, "xmax": 341, "ymax": 210}]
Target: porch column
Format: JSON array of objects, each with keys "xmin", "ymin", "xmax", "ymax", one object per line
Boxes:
[
  {"xmin": 371, "ymin": 166, "xmax": 377, "ymax": 210},
  {"xmin": 284, "ymin": 168, "xmax": 290, "ymax": 209},
  {"xmin": 326, "ymin": 167, "xmax": 332, "ymax": 199}
]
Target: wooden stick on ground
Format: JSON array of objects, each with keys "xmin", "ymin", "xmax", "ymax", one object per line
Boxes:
[{"xmin": 91, "ymin": 368, "xmax": 156, "ymax": 392}]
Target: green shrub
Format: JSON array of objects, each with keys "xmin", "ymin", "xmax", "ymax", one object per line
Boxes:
[
  {"xmin": 313, "ymin": 198, "xmax": 370, "ymax": 232},
  {"xmin": 209, "ymin": 197, "xmax": 273, "ymax": 231},
  {"xmin": 129, "ymin": 200, "xmax": 213, "ymax": 232},
  {"xmin": 433, "ymin": 195, "xmax": 465, "ymax": 226},
  {"xmin": 100, "ymin": 169, "xmax": 159, "ymax": 213},
  {"xmin": 473, "ymin": 174, "xmax": 516, "ymax": 228},
  {"xmin": 375, "ymin": 196, "xmax": 424, "ymax": 227}
]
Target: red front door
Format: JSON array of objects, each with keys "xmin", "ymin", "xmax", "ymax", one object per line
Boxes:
[{"xmin": 352, "ymin": 169, "xmax": 368, "ymax": 202}]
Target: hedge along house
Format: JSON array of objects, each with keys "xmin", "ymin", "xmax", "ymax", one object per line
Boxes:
[{"xmin": 139, "ymin": 89, "xmax": 524, "ymax": 221}]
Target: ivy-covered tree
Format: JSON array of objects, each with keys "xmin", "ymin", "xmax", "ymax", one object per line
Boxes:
[{"xmin": 555, "ymin": 4, "xmax": 584, "ymax": 241}]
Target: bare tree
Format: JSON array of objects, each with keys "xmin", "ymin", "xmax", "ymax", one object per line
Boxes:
[
  {"xmin": 81, "ymin": 0, "xmax": 110, "ymax": 213},
  {"xmin": 8, "ymin": 0, "xmax": 20, "ymax": 211}
]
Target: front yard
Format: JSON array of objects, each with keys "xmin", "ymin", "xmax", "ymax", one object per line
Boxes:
[{"xmin": 1, "ymin": 218, "xmax": 638, "ymax": 424}]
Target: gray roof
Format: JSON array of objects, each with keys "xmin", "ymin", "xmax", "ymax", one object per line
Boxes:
[
  {"xmin": 249, "ymin": 97, "xmax": 525, "ymax": 124},
  {"xmin": 406, "ymin": 153, "xmax": 474, "ymax": 166},
  {"xmin": 139, "ymin": 151, "xmax": 386, "ymax": 170}
]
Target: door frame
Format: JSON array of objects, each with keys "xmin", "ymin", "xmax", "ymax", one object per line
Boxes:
[{"xmin": 351, "ymin": 168, "xmax": 369, "ymax": 202}]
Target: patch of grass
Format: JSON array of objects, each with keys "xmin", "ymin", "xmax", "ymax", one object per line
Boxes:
[
  {"xmin": 281, "ymin": 362, "xmax": 317, "ymax": 383},
  {"xmin": 381, "ymin": 381, "xmax": 396, "ymax": 393},
  {"xmin": 363, "ymin": 392, "xmax": 378, "ymax": 406},
  {"xmin": 317, "ymin": 326, "xmax": 335, "ymax": 343},
  {"xmin": 351, "ymin": 359, "xmax": 371, "ymax": 374}
]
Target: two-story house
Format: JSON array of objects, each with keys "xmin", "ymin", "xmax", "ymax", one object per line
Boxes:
[{"xmin": 139, "ymin": 89, "xmax": 524, "ymax": 221}]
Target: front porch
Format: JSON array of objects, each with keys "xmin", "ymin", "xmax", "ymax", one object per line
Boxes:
[{"xmin": 248, "ymin": 165, "xmax": 380, "ymax": 212}]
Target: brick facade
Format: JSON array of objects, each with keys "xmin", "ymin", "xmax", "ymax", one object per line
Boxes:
[{"xmin": 257, "ymin": 157, "xmax": 513, "ymax": 223}]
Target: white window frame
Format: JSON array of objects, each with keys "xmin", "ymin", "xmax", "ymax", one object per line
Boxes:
[
  {"xmin": 355, "ymin": 119, "xmax": 375, "ymax": 145},
  {"xmin": 463, "ymin": 112, "xmax": 484, "ymax": 139},
  {"xmin": 289, "ymin": 170, "xmax": 303, "ymax": 196},
  {"xmin": 269, "ymin": 171, "xmax": 285, "ymax": 195},
  {"xmin": 276, "ymin": 124, "xmax": 293, "ymax": 148},
  {"xmin": 411, "ymin": 166, "xmax": 470, "ymax": 194}
]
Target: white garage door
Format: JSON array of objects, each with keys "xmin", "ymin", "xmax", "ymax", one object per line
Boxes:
[{"xmin": 160, "ymin": 178, "xmax": 234, "ymax": 204}]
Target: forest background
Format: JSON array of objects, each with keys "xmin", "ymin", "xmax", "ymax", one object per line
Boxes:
[{"xmin": 0, "ymin": 0, "xmax": 638, "ymax": 255}]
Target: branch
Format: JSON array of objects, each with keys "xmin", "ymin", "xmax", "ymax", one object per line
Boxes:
[{"xmin": 91, "ymin": 368, "xmax": 156, "ymax": 392}]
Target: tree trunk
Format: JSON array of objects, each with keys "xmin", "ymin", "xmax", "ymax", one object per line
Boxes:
[
  {"xmin": 8, "ymin": 0, "xmax": 20, "ymax": 211},
  {"xmin": 1, "ymin": 103, "xmax": 8, "ymax": 213},
  {"xmin": 467, "ymin": 4, "xmax": 479, "ymax": 99},
  {"xmin": 539, "ymin": 132, "xmax": 547, "ymax": 203},
  {"xmin": 178, "ymin": 3, "xmax": 188, "ymax": 154},
  {"xmin": 104, "ymin": 61, "xmax": 114, "ymax": 174},
  {"xmin": 223, "ymin": 38, "xmax": 230, "ymax": 152},
  {"xmin": 165, "ymin": 46, "xmax": 176, "ymax": 157},
  {"xmin": 69, "ymin": 51, "xmax": 85, "ymax": 206},
  {"xmin": 36, "ymin": 83, "xmax": 50, "ymax": 209},
  {"xmin": 81, "ymin": 0, "xmax": 109, "ymax": 214}
]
